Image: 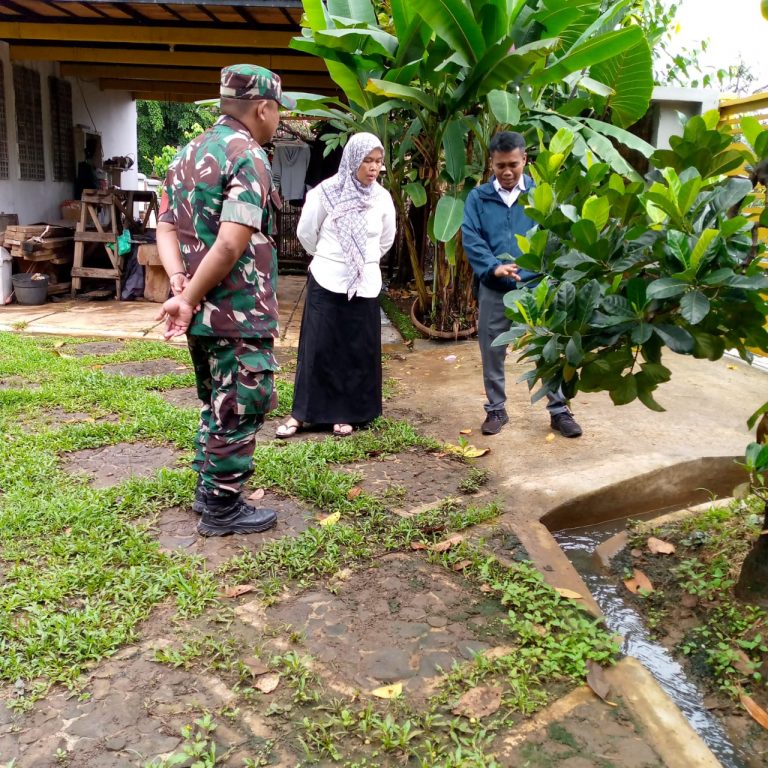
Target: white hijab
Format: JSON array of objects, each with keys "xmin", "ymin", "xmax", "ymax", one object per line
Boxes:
[{"xmin": 318, "ymin": 132, "xmax": 384, "ymax": 299}]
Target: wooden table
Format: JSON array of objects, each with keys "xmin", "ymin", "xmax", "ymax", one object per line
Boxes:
[{"xmin": 136, "ymin": 243, "xmax": 169, "ymax": 302}]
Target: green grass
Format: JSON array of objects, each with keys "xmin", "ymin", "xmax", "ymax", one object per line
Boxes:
[
  {"xmin": 0, "ymin": 332, "xmax": 436, "ymax": 699},
  {"xmin": 379, "ymin": 293, "xmax": 420, "ymax": 342},
  {"xmin": 625, "ymin": 497, "xmax": 768, "ymax": 701},
  {"xmin": 0, "ymin": 331, "xmax": 621, "ymax": 766}
]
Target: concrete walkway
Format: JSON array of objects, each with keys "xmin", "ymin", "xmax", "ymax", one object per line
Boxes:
[{"xmin": 0, "ymin": 275, "xmax": 402, "ymax": 346}]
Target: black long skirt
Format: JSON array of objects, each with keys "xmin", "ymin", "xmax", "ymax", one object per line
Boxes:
[{"xmin": 291, "ymin": 273, "xmax": 382, "ymax": 425}]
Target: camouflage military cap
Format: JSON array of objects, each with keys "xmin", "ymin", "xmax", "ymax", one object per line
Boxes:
[{"xmin": 220, "ymin": 64, "xmax": 295, "ymax": 109}]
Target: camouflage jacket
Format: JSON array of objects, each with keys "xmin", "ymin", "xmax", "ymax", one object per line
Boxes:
[{"xmin": 159, "ymin": 115, "xmax": 280, "ymax": 340}]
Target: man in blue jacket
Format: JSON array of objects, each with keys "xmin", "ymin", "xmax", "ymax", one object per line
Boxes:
[{"xmin": 462, "ymin": 131, "xmax": 582, "ymax": 438}]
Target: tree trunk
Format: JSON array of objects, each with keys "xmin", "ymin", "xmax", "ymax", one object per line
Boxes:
[{"xmin": 735, "ymin": 499, "xmax": 768, "ymax": 607}]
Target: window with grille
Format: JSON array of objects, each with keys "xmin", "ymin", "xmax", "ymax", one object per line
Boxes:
[
  {"xmin": 0, "ymin": 62, "xmax": 8, "ymax": 179},
  {"xmin": 49, "ymin": 77, "xmax": 73, "ymax": 182},
  {"xmin": 13, "ymin": 65, "xmax": 44, "ymax": 181}
]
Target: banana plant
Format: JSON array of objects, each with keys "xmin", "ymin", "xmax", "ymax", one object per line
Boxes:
[
  {"xmin": 289, "ymin": 0, "xmax": 657, "ymax": 332},
  {"xmin": 498, "ymin": 113, "xmax": 768, "ymax": 410}
]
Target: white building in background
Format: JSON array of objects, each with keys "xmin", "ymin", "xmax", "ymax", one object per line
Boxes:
[{"xmin": 0, "ymin": 42, "xmax": 137, "ymax": 225}]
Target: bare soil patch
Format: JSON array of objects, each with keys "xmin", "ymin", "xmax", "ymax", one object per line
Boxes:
[
  {"xmin": 263, "ymin": 552, "xmax": 505, "ymax": 700},
  {"xmin": 61, "ymin": 441, "xmax": 184, "ymax": 488},
  {"xmin": 496, "ymin": 692, "xmax": 663, "ymax": 767},
  {"xmin": 71, "ymin": 341, "xmax": 126, "ymax": 357},
  {"xmin": 340, "ymin": 448, "xmax": 470, "ymax": 511},
  {"xmin": 101, "ymin": 359, "xmax": 190, "ymax": 377},
  {"xmin": 0, "ymin": 615, "xmax": 289, "ymax": 768},
  {"xmin": 148, "ymin": 493, "xmax": 314, "ymax": 570},
  {"xmin": 0, "ymin": 376, "xmax": 40, "ymax": 390},
  {"xmin": 158, "ymin": 385, "xmax": 199, "ymax": 410}
]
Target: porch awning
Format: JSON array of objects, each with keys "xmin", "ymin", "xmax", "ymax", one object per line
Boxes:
[{"xmin": 0, "ymin": 0, "xmax": 336, "ymax": 101}]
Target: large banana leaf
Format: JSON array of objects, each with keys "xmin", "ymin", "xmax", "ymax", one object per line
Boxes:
[
  {"xmin": 531, "ymin": 0, "xmax": 602, "ymax": 49},
  {"xmin": 453, "ymin": 37, "xmax": 558, "ymax": 106},
  {"xmin": 366, "ymin": 78, "xmax": 438, "ymax": 112},
  {"xmin": 434, "ymin": 195, "xmax": 465, "ymax": 242},
  {"xmin": 487, "ymin": 89, "xmax": 521, "ymax": 126},
  {"xmin": 590, "ymin": 37, "xmax": 653, "ymax": 128},
  {"xmin": 326, "ymin": 0, "xmax": 377, "ymax": 25},
  {"xmin": 302, "ymin": 0, "xmax": 330, "ymax": 31},
  {"xmin": 528, "ymin": 27, "xmax": 645, "ymax": 87},
  {"xmin": 442, "ymin": 118, "xmax": 468, "ymax": 183},
  {"xmin": 413, "ymin": 0, "xmax": 487, "ymax": 65},
  {"xmin": 315, "ymin": 28, "xmax": 399, "ymax": 59}
]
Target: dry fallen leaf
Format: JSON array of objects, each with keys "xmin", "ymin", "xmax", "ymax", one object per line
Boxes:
[
  {"xmin": 545, "ymin": 433, "xmax": 555, "ymax": 442},
  {"xmin": 624, "ymin": 568, "xmax": 654, "ymax": 594},
  {"xmin": 410, "ymin": 541, "xmax": 428, "ymax": 550},
  {"xmin": 444, "ymin": 442, "xmax": 490, "ymax": 458},
  {"xmin": 244, "ymin": 658, "xmax": 270, "ymax": 678},
  {"xmin": 555, "ymin": 587, "xmax": 584, "ymax": 600},
  {"xmin": 347, "ymin": 486, "xmax": 362, "ymax": 500},
  {"xmin": 459, "ymin": 428, "xmax": 472, "ymax": 435},
  {"xmin": 452, "ymin": 559, "xmax": 473, "ymax": 572},
  {"xmin": 586, "ymin": 660, "xmax": 616, "ymax": 706},
  {"xmin": 318, "ymin": 511, "xmax": 341, "ymax": 527},
  {"xmin": 740, "ymin": 692, "xmax": 768, "ymax": 730},
  {"xmin": 371, "ymin": 682, "xmax": 402, "ymax": 699},
  {"xmin": 254, "ymin": 672, "xmax": 281, "ymax": 694},
  {"xmin": 224, "ymin": 584, "xmax": 255, "ymax": 598},
  {"xmin": 452, "ymin": 686, "xmax": 502, "ymax": 719},
  {"xmin": 733, "ymin": 650, "xmax": 755, "ymax": 677},
  {"xmin": 647, "ymin": 536, "xmax": 675, "ymax": 555},
  {"xmin": 479, "ymin": 584, "xmax": 494, "ymax": 593},
  {"xmin": 248, "ymin": 488, "xmax": 265, "ymax": 501},
  {"xmin": 630, "ymin": 548, "xmax": 643, "ymax": 558},
  {"xmin": 430, "ymin": 533, "xmax": 464, "ymax": 552}
]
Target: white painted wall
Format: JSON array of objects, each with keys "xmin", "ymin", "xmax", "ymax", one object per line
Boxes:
[
  {"xmin": 651, "ymin": 86, "xmax": 721, "ymax": 149},
  {"xmin": 0, "ymin": 42, "xmax": 137, "ymax": 225}
]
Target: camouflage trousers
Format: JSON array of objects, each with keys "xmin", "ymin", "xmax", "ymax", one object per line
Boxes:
[{"xmin": 187, "ymin": 336, "xmax": 277, "ymax": 496}]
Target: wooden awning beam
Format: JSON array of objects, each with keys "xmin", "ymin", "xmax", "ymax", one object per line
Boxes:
[
  {"xmin": 0, "ymin": 22, "xmax": 293, "ymax": 48},
  {"xmin": 10, "ymin": 45, "xmax": 325, "ymax": 72},
  {"xmin": 61, "ymin": 63, "xmax": 329, "ymax": 84},
  {"xmin": 98, "ymin": 74, "xmax": 332, "ymax": 93}
]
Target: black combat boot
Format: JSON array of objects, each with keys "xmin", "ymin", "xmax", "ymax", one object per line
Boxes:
[
  {"xmin": 197, "ymin": 488, "xmax": 277, "ymax": 537},
  {"xmin": 192, "ymin": 475, "xmax": 205, "ymax": 515}
]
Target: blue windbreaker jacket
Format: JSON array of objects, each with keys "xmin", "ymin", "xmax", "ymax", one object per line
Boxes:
[{"xmin": 462, "ymin": 175, "xmax": 537, "ymax": 294}]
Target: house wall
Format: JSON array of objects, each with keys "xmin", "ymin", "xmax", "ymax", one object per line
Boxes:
[
  {"xmin": 0, "ymin": 42, "xmax": 137, "ymax": 225},
  {"xmin": 651, "ymin": 86, "xmax": 721, "ymax": 149}
]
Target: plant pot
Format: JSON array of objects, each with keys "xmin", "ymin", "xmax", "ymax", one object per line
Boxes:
[
  {"xmin": 12, "ymin": 273, "xmax": 49, "ymax": 305},
  {"xmin": 410, "ymin": 298, "xmax": 476, "ymax": 340}
]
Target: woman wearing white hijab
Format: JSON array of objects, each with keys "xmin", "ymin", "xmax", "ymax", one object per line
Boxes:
[{"xmin": 276, "ymin": 132, "xmax": 396, "ymax": 438}]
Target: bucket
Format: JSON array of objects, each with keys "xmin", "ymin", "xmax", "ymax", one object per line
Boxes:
[
  {"xmin": 0, "ymin": 246, "xmax": 11, "ymax": 304},
  {"xmin": 11, "ymin": 273, "xmax": 49, "ymax": 305}
]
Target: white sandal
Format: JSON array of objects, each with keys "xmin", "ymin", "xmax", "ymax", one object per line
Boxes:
[{"xmin": 275, "ymin": 418, "xmax": 302, "ymax": 439}]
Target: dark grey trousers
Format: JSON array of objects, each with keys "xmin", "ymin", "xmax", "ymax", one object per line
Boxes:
[{"xmin": 477, "ymin": 282, "xmax": 568, "ymax": 415}]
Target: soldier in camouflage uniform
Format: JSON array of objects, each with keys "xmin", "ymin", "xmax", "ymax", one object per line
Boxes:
[{"xmin": 155, "ymin": 64, "xmax": 293, "ymax": 536}]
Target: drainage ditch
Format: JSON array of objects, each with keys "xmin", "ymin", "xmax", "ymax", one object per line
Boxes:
[{"xmin": 544, "ymin": 457, "xmax": 749, "ymax": 768}]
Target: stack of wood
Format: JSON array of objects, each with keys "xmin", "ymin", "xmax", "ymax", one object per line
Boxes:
[{"xmin": 4, "ymin": 224, "xmax": 74, "ymax": 295}]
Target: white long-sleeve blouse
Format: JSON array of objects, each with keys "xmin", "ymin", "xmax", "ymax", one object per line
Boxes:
[{"xmin": 296, "ymin": 182, "xmax": 397, "ymax": 298}]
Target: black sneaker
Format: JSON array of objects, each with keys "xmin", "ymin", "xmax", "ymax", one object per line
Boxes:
[
  {"xmin": 481, "ymin": 408, "xmax": 509, "ymax": 435},
  {"xmin": 197, "ymin": 489, "xmax": 277, "ymax": 537},
  {"xmin": 550, "ymin": 411, "xmax": 582, "ymax": 438}
]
